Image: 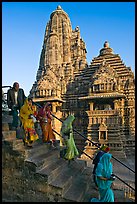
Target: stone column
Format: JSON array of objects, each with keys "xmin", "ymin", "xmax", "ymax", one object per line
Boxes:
[
  {"xmin": 114, "ymin": 99, "xmax": 118, "ymax": 110},
  {"xmin": 89, "ymin": 87, "xmax": 92, "ymax": 95},
  {"xmin": 43, "ymin": 89, "xmax": 45, "ymax": 96},
  {"xmin": 89, "ymin": 102, "xmax": 94, "ymax": 111},
  {"xmin": 52, "ymin": 102, "xmax": 57, "ymax": 113},
  {"xmin": 121, "ymin": 98, "xmax": 125, "ymax": 125}
]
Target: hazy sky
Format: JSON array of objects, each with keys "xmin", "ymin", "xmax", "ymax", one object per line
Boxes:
[{"xmin": 2, "ymin": 2, "xmax": 135, "ymax": 96}]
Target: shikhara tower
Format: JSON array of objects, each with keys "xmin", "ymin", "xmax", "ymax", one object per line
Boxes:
[
  {"xmin": 29, "ymin": 6, "xmax": 135, "ymax": 159},
  {"xmin": 30, "ymin": 5, "xmax": 87, "ymax": 101}
]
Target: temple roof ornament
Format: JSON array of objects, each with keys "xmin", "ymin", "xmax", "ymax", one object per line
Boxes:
[
  {"xmin": 50, "ymin": 5, "xmax": 70, "ymax": 26},
  {"xmin": 57, "ymin": 5, "xmax": 62, "ymax": 10},
  {"xmin": 104, "ymin": 41, "xmax": 109, "ymax": 48},
  {"xmin": 75, "ymin": 26, "xmax": 80, "ymax": 32},
  {"xmin": 99, "ymin": 41, "xmax": 113, "ymax": 56}
]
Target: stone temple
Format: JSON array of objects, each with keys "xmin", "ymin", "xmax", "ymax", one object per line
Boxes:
[{"xmin": 29, "ymin": 6, "xmax": 135, "ymax": 160}]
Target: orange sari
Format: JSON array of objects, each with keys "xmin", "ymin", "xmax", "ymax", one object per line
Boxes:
[{"xmin": 37, "ymin": 105, "xmax": 55, "ymax": 142}]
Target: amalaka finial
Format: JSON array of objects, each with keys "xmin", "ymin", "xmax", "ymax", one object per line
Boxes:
[{"xmin": 99, "ymin": 41, "xmax": 113, "ymax": 56}]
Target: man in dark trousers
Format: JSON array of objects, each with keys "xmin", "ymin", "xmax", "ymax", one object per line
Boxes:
[
  {"xmin": 92, "ymin": 145, "xmax": 110, "ymax": 188},
  {"xmin": 7, "ymin": 82, "xmax": 26, "ymax": 129}
]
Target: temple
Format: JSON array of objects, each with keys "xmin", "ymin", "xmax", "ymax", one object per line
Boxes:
[{"xmin": 29, "ymin": 6, "xmax": 135, "ymax": 159}]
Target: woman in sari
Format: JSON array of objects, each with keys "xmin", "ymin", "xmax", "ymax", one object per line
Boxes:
[
  {"xmin": 37, "ymin": 102, "xmax": 55, "ymax": 146},
  {"xmin": 19, "ymin": 98, "xmax": 39, "ymax": 147},
  {"xmin": 91, "ymin": 153, "xmax": 115, "ymax": 202},
  {"xmin": 60, "ymin": 115, "xmax": 79, "ymax": 161},
  {"xmin": 92, "ymin": 145, "xmax": 110, "ymax": 188}
]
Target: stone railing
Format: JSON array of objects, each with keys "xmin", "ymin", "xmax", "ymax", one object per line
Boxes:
[{"xmin": 87, "ymin": 110, "xmax": 118, "ymax": 116}]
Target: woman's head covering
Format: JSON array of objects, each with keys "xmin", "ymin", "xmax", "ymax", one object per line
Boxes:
[
  {"xmin": 100, "ymin": 145, "xmax": 110, "ymax": 152},
  {"xmin": 60, "ymin": 115, "xmax": 75, "ymax": 135},
  {"xmin": 23, "ymin": 98, "xmax": 33, "ymax": 108},
  {"xmin": 20, "ymin": 98, "xmax": 33, "ymax": 119},
  {"xmin": 99, "ymin": 153, "xmax": 112, "ymax": 174},
  {"xmin": 28, "ymin": 97, "xmax": 33, "ymax": 102},
  {"xmin": 67, "ymin": 115, "xmax": 75, "ymax": 122},
  {"xmin": 44, "ymin": 102, "xmax": 52, "ymax": 109},
  {"xmin": 100, "ymin": 144, "xmax": 107, "ymax": 151},
  {"xmin": 64, "ymin": 115, "xmax": 75, "ymax": 126},
  {"xmin": 104, "ymin": 147, "xmax": 110, "ymax": 152},
  {"xmin": 46, "ymin": 102, "xmax": 52, "ymax": 106}
]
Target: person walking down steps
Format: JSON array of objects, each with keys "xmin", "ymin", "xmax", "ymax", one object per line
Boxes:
[
  {"xmin": 92, "ymin": 145, "xmax": 110, "ymax": 188},
  {"xmin": 19, "ymin": 97, "xmax": 39, "ymax": 147},
  {"xmin": 90, "ymin": 153, "xmax": 115, "ymax": 202},
  {"xmin": 60, "ymin": 115, "xmax": 79, "ymax": 162},
  {"xmin": 37, "ymin": 102, "xmax": 55, "ymax": 147}
]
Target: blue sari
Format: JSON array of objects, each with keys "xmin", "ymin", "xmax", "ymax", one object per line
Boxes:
[{"xmin": 91, "ymin": 153, "xmax": 114, "ymax": 202}]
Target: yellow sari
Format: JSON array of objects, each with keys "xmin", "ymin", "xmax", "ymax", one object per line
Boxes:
[{"xmin": 19, "ymin": 99, "xmax": 39, "ymax": 145}]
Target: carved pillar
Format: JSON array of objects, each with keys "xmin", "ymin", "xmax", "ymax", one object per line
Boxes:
[
  {"xmin": 114, "ymin": 99, "xmax": 118, "ymax": 110},
  {"xmin": 121, "ymin": 98, "xmax": 125, "ymax": 125},
  {"xmin": 52, "ymin": 102, "xmax": 57, "ymax": 113},
  {"xmin": 49, "ymin": 89, "xmax": 51, "ymax": 96},
  {"xmin": 89, "ymin": 87, "xmax": 92, "ymax": 95},
  {"xmin": 43, "ymin": 89, "xmax": 45, "ymax": 96},
  {"xmin": 89, "ymin": 102, "xmax": 94, "ymax": 111}
]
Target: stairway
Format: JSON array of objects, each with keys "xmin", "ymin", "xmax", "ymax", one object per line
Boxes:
[{"xmin": 2, "ymin": 113, "xmax": 135, "ymax": 202}]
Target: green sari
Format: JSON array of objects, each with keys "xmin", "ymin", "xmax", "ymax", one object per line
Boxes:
[{"xmin": 60, "ymin": 115, "xmax": 79, "ymax": 160}]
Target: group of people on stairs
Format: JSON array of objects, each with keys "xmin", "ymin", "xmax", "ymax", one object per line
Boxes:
[
  {"xmin": 6, "ymin": 81, "xmax": 115, "ymax": 202},
  {"xmin": 6, "ymin": 82, "xmax": 79, "ymax": 160}
]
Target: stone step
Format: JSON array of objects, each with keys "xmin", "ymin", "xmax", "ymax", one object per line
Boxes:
[
  {"xmin": 79, "ymin": 167, "xmax": 95, "ymax": 202},
  {"xmin": 25, "ymin": 140, "xmax": 56, "ymax": 159},
  {"xmin": 2, "ymin": 130, "xmax": 16, "ymax": 141},
  {"xmin": 2, "ymin": 138, "xmax": 27, "ymax": 158},
  {"xmin": 83, "ymin": 183, "xmax": 98, "ymax": 202},
  {"xmin": 36, "ymin": 157, "xmax": 67, "ymax": 183},
  {"xmin": 16, "ymin": 127, "xmax": 25, "ymax": 139},
  {"xmin": 12, "ymin": 139, "xmax": 24, "ymax": 150},
  {"xmin": 25, "ymin": 148, "xmax": 59, "ymax": 172},
  {"xmin": 63, "ymin": 168, "xmax": 92, "ymax": 202},
  {"xmin": 62, "ymin": 168, "xmax": 92, "ymax": 202},
  {"xmin": 2, "ymin": 114, "xmax": 13, "ymax": 124},
  {"xmin": 49, "ymin": 159, "xmax": 86, "ymax": 196},
  {"xmin": 2, "ymin": 123, "xmax": 9, "ymax": 131},
  {"xmin": 47, "ymin": 159, "xmax": 68, "ymax": 183}
]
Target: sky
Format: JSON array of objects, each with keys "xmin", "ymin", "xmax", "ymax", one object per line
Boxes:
[{"xmin": 2, "ymin": 2, "xmax": 135, "ymax": 96}]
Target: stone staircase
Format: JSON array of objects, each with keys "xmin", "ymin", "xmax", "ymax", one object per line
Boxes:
[{"xmin": 2, "ymin": 113, "xmax": 135, "ymax": 202}]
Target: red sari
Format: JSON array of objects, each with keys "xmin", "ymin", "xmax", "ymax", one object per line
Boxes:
[{"xmin": 37, "ymin": 104, "xmax": 55, "ymax": 142}]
